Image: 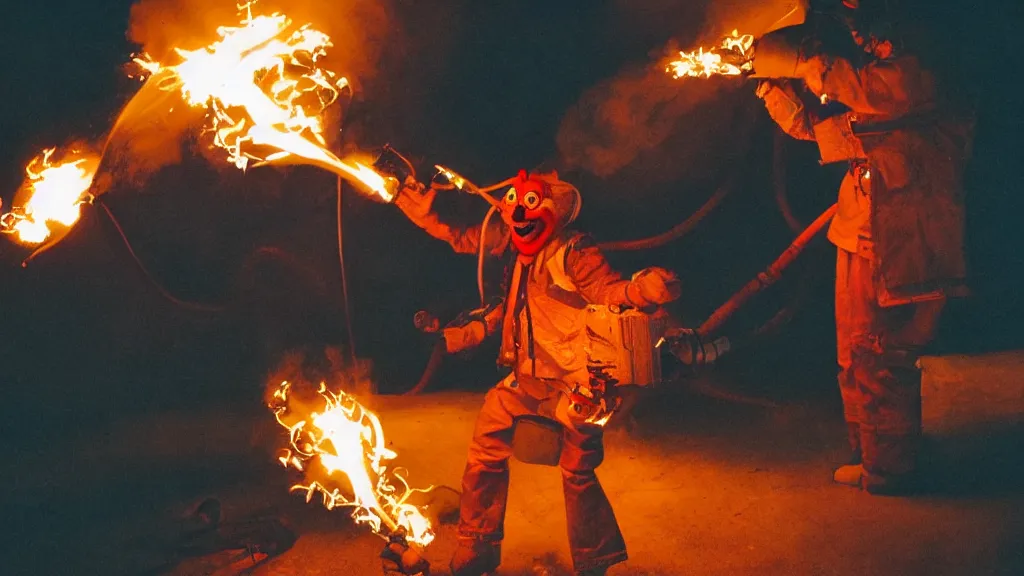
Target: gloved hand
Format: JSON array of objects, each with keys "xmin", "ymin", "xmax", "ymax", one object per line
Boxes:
[
  {"xmin": 626, "ymin": 267, "xmax": 681, "ymax": 307},
  {"xmin": 750, "ymin": 26, "xmax": 805, "ymax": 79},
  {"xmin": 441, "ymin": 322, "xmax": 487, "ymax": 355},
  {"xmin": 718, "ymin": 45, "xmax": 752, "ymax": 71},
  {"xmin": 755, "ymin": 79, "xmax": 776, "ymax": 99},
  {"xmin": 393, "ymin": 177, "xmax": 437, "ymax": 220},
  {"xmin": 755, "ymin": 78, "xmax": 804, "ymax": 112}
]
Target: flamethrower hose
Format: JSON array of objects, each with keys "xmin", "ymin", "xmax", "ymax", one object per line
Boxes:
[
  {"xmin": 402, "ymin": 340, "xmax": 446, "ymax": 396},
  {"xmin": 773, "ymin": 129, "xmax": 804, "ymax": 234},
  {"xmin": 97, "ymin": 199, "xmax": 225, "ymax": 313},
  {"xmin": 337, "ymin": 176, "xmax": 359, "ymax": 372},
  {"xmin": 598, "ymin": 173, "xmax": 735, "ymax": 252},
  {"xmin": 20, "ymin": 233, "xmax": 66, "ymax": 268},
  {"xmin": 698, "ymin": 203, "xmax": 838, "ymax": 337},
  {"xmin": 725, "ymin": 264, "xmax": 820, "ymax": 353},
  {"xmin": 477, "ymin": 205, "xmax": 498, "ymax": 305},
  {"xmin": 678, "ymin": 265, "xmax": 823, "ymax": 410}
]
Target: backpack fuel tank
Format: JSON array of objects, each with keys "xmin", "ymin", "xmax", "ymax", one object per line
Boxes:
[{"xmin": 583, "ymin": 305, "xmax": 668, "ymax": 388}]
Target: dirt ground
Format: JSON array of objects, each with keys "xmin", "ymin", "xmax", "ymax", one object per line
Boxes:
[{"xmin": 3, "ymin": 381, "xmax": 1021, "ymax": 576}]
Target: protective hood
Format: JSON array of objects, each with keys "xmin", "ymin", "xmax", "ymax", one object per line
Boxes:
[{"xmin": 534, "ymin": 171, "xmax": 583, "ymax": 228}]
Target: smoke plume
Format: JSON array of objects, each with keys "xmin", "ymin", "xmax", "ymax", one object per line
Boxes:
[
  {"xmin": 263, "ymin": 345, "xmax": 376, "ymax": 407},
  {"xmin": 556, "ymin": 0, "xmax": 803, "ymax": 179},
  {"xmin": 555, "ymin": 63, "xmax": 733, "ymax": 179}
]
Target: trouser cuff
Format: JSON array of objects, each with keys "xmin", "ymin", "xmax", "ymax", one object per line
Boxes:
[{"xmin": 574, "ymin": 550, "xmax": 628, "ymax": 572}]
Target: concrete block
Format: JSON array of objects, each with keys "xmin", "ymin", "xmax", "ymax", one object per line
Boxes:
[{"xmin": 920, "ymin": 351, "xmax": 1024, "ymax": 435}]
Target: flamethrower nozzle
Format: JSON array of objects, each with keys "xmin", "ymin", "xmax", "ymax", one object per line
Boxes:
[
  {"xmin": 373, "ymin": 144, "xmax": 417, "ymax": 184},
  {"xmin": 414, "ymin": 310, "xmax": 441, "ymax": 333},
  {"xmin": 658, "ymin": 328, "xmax": 732, "ymax": 372},
  {"xmin": 431, "ymin": 165, "xmax": 502, "ymax": 208},
  {"xmin": 381, "ymin": 529, "xmax": 430, "ymax": 576}
]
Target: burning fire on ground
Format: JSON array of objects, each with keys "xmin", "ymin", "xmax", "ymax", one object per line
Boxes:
[
  {"xmin": 667, "ymin": 30, "xmax": 755, "ymax": 79},
  {"xmin": 270, "ymin": 381, "xmax": 434, "ymax": 547},
  {"xmin": 0, "ymin": 147, "xmax": 99, "ymax": 245},
  {"xmin": 130, "ymin": 1, "xmax": 394, "ymax": 201}
]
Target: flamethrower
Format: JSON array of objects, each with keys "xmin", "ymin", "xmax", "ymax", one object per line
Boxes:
[
  {"xmin": 663, "ymin": 0, "xmax": 808, "ymax": 80},
  {"xmin": 667, "ymin": 30, "xmax": 757, "ymax": 79},
  {"xmin": 663, "ymin": 0, "xmax": 862, "ymax": 82}
]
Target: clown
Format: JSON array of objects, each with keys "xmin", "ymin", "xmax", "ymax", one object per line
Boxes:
[{"xmin": 394, "ymin": 169, "xmax": 680, "ymax": 576}]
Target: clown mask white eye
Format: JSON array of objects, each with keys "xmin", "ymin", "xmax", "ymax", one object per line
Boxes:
[
  {"xmin": 523, "ymin": 191, "xmax": 541, "ymax": 209},
  {"xmin": 504, "ymin": 188, "xmax": 518, "ymax": 205}
]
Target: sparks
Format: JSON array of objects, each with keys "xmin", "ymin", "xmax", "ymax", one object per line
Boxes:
[
  {"xmin": 271, "ymin": 381, "xmax": 434, "ymax": 547},
  {"xmin": 667, "ymin": 30, "xmax": 755, "ymax": 79},
  {"xmin": 133, "ymin": 1, "xmax": 394, "ymax": 201},
  {"xmin": 1, "ymin": 147, "xmax": 99, "ymax": 245}
]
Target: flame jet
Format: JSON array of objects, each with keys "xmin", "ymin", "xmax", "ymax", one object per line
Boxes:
[
  {"xmin": 133, "ymin": 2, "xmax": 395, "ymax": 201},
  {"xmin": 0, "ymin": 147, "xmax": 100, "ymax": 246},
  {"xmin": 667, "ymin": 30, "xmax": 756, "ymax": 79},
  {"xmin": 665, "ymin": 0, "xmax": 809, "ymax": 80},
  {"xmin": 4, "ymin": 2, "xmax": 396, "ymax": 253},
  {"xmin": 271, "ymin": 381, "xmax": 435, "ymax": 547}
]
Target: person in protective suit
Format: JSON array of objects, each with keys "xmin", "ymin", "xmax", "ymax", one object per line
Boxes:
[
  {"xmin": 750, "ymin": 0, "xmax": 974, "ymax": 494},
  {"xmin": 394, "ymin": 169, "xmax": 681, "ymax": 575}
]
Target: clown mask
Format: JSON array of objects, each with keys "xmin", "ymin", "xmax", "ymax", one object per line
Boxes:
[{"xmin": 501, "ymin": 170, "xmax": 562, "ymax": 257}]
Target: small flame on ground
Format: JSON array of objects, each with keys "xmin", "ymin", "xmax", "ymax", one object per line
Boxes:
[
  {"xmin": 132, "ymin": 1, "xmax": 394, "ymax": 202},
  {"xmin": 272, "ymin": 381, "xmax": 434, "ymax": 547},
  {"xmin": 1, "ymin": 147, "xmax": 98, "ymax": 245},
  {"xmin": 667, "ymin": 30, "xmax": 755, "ymax": 79}
]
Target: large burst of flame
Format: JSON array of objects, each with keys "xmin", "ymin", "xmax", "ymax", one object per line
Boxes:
[
  {"xmin": 3, "ymin": 2, "xmax": 396, "ymax": 249},
  {"xmin": 272, "ymin": 381, "xmax": 434, "ymax": 547},
  {"xmin": 0, "ymin": 147, "xmax": 99, "ymax": 245},
  {"xmin": 667, "ymin": 30, "xmax": 755, "ymax": 79},
  {"xmin": 133, "ymin": 2, "xmax": 395, "ymax": 201}
]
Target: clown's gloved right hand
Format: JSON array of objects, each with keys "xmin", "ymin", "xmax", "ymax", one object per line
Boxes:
[
  {"xmin": 440, "ymin": 300, "xmax": 504, "ymax": 354},
  {"xmin": 441, "ymin": 322, "xmax": 487, "ymax": 355},
  {"xmin": 626, "ymin": 267, "xmax": 681, "ymax": 307}
]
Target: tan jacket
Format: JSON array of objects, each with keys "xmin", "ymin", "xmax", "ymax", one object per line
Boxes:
[
  {"xmin": 396, "ymin": 188, "xmax": 665, "ymax": 386},
  {"xmin": 759, "ymin": 53, "xmax": 974, "ymax": 305}
]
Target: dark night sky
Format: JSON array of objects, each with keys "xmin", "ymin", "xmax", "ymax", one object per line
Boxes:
[{"xmin": 0, "ymin": 1, "xmax": 1020, "ymax": 445}]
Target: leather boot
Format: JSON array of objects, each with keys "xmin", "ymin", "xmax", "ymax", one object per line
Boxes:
[
  {"xmin": 860, "ymin": 431, "xmax": 920, "ymax": 495},
  {"xmin": 833, "ymin": 463, "xmax": 865, "ymax": 487}
]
